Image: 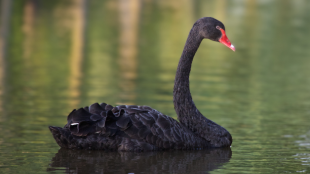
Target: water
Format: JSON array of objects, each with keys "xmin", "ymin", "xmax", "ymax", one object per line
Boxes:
[
  {"xmin": 0, "ymin": 0, "xmax": 310, "ymax": 173},
  {"xmin": 47, "ymin": 148, "xmax": 232, "ymax": 173}
]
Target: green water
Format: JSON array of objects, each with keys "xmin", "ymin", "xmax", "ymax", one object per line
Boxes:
[{"xmin": 0, "ymin": 0, "xmax": 310, "ymax": 173}]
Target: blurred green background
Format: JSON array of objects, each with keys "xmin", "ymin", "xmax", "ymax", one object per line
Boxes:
[{"xmin": 0, "ymin": 0, "xmax": 310, "ymax": 173}]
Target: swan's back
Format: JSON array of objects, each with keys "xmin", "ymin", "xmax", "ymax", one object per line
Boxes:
[{"xmin": 49, "ymin": 103, "xmax": 210, "ymax": 151}]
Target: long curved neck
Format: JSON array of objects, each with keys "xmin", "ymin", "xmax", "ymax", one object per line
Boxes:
[
  {"xmin": 173, "ymin": 24, "xmax": 232, "ymax": 147},
  {"xmin": 172, "ymin": 21, "xmax": 232, "ymax": 147},
  {"xmin": 173, "ymin": 25, "xmax": 204, "ymax": 128}
]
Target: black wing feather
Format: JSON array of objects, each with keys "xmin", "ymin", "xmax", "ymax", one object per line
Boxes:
[{"xmin": 50, "ymin": 103, "xmax": 210, "ymax": 151}]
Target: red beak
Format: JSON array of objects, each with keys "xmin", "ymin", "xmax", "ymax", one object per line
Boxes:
[{"xmin": 218, "ymin": 28, "xmax": 235, "ymax": 51}]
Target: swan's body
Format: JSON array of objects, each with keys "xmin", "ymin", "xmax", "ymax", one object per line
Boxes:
[{"xmin": 49, "ymin": 17, "xmax": 234, "ymax": 151}]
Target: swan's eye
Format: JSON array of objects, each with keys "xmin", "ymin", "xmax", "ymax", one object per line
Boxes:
[{"xmin": 216, "ymin": 26, "xmax": 221, "ymax": 30}]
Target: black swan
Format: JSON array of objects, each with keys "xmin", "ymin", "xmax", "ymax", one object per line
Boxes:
[{"xmin": 49, "ymin": 17, "xmax": 234, "ymax": 151}]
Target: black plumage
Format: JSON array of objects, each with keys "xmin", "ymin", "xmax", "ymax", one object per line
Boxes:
[{"xmin": 49, "ymin": 17, "xmax": 233, "ymax": 151}]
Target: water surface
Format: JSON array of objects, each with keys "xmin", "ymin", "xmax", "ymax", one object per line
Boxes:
[{"xmin": 0, "ymin": 0, "xmax": 310, "ymax": 173}]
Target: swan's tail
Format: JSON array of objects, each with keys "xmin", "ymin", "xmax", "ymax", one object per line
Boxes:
[
  {"xmin": 49, "ymin": 103, "xmax": 155, "ymax": 150},
  {"xmin": 49, "ymin": 103, "xmax": 122, "ymax": 149},
  {"xmin": 49, "ymin": 126, "xmax": 72, "ymax": 148}
]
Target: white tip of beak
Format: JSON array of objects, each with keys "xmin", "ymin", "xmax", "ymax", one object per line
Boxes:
[{"xmin": 230, "ymin": 44, "xmax": 235, "ymax": 52}]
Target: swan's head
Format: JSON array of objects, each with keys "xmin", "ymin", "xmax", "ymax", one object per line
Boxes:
[{"xmin": 196, "ymin": 17, "xmax": 235, "ymax": 51}]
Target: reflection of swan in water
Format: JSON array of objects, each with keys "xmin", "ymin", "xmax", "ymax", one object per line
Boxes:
[{"xmin": 47, "ymin": 148, "xmax": 232, "ymax": 174}]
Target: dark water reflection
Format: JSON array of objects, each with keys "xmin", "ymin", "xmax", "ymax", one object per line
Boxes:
[
  {"xmin": 1, "ymin": 0, "xmax": 310, "ymax": 173},
  {"xmin": 48, "ymin": 148, "xmax": 232, "ymax": 174}
]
